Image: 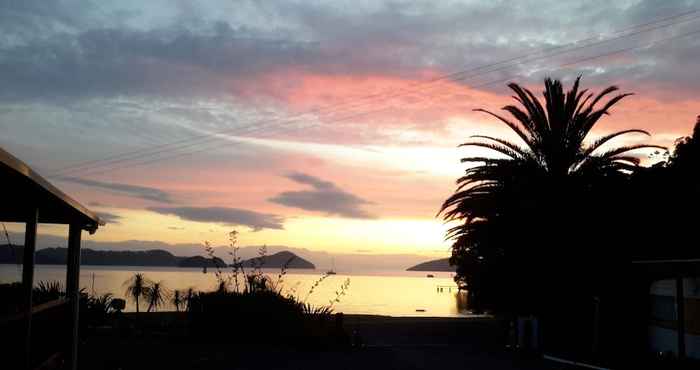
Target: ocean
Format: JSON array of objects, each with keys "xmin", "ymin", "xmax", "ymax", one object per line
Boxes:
[{"xmin": 0, "ymin": 264, "xmax": 469, "ymax": 317}]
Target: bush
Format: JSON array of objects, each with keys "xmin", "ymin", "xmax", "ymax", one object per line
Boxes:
[{"xmin": 186, "ymin": 230, "xmax": 350, "ymax": 349}]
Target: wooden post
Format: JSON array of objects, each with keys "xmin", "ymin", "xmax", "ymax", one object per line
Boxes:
[
  {"xmin": 592, "ymin": 296, "xmax": 600, "ymax": 356},
  {"xmin": 676, "ymin": 277, "xmax": 686, "ymax": 360},
  {"xmin": 22, "ymin": 208, "xmax": 38, "ymax": 370},
  {"xmin": 65, "ymin": 224, "xmax": 82, "ymax": 370}
]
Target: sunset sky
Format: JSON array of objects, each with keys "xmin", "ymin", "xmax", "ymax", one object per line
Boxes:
[{"xmin": 1, "ymin": 0, "xmax": 699, "ymax": 258}]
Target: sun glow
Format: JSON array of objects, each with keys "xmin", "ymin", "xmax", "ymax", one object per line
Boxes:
[{"xmin": 59, "ymin": 208, "xmax": 452, "ymax": 257}]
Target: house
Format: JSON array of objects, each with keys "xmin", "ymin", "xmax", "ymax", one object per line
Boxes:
[
  {"xmin": 0, "ymin": 147, "xmax": 102, "ymax": 370},
  {"xmin": 635, "ymin": 259, "xmax": 700, "ymax": 360}
]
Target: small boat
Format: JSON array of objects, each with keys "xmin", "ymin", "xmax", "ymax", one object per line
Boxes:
[
  {"xmin": 202, "ymin": 266, "xmax": 207, "ymax": 274},
  {"xmin": 426, "ymin": 274, "xmax": 435, "ymax": 278},
  {"xmin": 326, "ymin": 258, "xmax": 337, "ymax": 275}
]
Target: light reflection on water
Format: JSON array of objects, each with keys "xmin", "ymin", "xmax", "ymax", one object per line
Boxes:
[{"xmin": 0, "ymin": 265, "xmax": 470, "ymax": 317}]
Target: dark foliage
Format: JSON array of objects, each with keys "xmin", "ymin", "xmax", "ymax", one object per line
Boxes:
[
  {"xmin": 123, "ymin": 273, "xmax": 150, "ymax": 313},
  {"xmin": 0, "ymin": 282, "xmax": 24, "ymax": 315},
  {"xmin": 187, "ymin": 231, "xmax": 350, "ymax": 348},
  {"xmin": 34, "ymin": 280, "xmax": 65, "ymax": 302},
  {"xmin": 440, "ymin": 76, "xmax": 662, "ymax": 314},
  {"xmin": 440, "ymin": 77, "xmax": 700, "ymax": 366},
  {"xmin": 628, "ymin": 116, "xmax": 700, "ymax": 261},
  {"xmin": 187, "ymin": 287, "xmax": 348, "ymax": 349}
]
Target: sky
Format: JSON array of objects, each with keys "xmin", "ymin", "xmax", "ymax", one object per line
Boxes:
[{"xmin": 1, "ymin": 0, "xmax": 699, "ymax": 261}]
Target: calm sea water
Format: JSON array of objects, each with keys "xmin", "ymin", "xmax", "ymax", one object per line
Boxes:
[{"xmin": 0, "ymin": 264, "xmax": 470, "ymax": 317}]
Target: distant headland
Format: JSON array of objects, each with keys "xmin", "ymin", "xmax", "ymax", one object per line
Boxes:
[
  {"xmin": 0, "ymin": 245, "xmax": 314, "ymax": 269},
  {"xmin": 406, "ymin": 258, "xmax": 455, "ymax": 272}
]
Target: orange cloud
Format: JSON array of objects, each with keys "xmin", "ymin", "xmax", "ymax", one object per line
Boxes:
[{"xmin": 229, "ymin": 68, "xmax": 698, "ymax": 148}]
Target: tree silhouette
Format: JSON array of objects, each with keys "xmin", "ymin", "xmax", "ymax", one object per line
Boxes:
[
  {"xmin": 630, "ymin": 115, "xmax": 700, "ymax": 260},
  {"xmin": 145, "ymin": 281, "xmax": 168, "ymax": 312},
  {"xmin": 123, "ymin": 273, "xmax": 150, "ymax": 313},
  {"xmin": 440, "ymin": 77, "xmax": 663, "ymax": 312},
  {"xmin": 668, "ymin": 115, "xmax": 700, "ymax": 171},
  {"xmin": 184, "ymin": 287, "xmax": 196, "ymax": 312},
  {"xmin": 171, "ymin": 289, "xmax": 183, "ymax": 312}
]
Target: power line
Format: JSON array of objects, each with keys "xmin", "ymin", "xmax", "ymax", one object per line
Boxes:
[
  {"xmin": 50, "ymin": 10, "xmax": 700, "ymax": 177},
  {"xmin": 64, "ymin": 26, "xmax": 700, "ymax": 178},
  {"xmin": 50, "ymin": 10, "xmax": 700, "ymax": 178},
  {"xmin": 58, "ymin": 26, "xmax": 700, "ymax": 179}
]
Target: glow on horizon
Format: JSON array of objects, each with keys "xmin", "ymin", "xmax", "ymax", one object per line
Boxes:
[{"xmin": 8, "ymin": 207, "xmax": 451, "ymax": 257}]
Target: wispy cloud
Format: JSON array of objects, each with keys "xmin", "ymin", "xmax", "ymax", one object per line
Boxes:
[
  {"xmin": 59, "ymin": 177, "xmax": 174, "ymax": 203},
  {"xmin": 148, "ymin": 206, "xmax": 284, "ymax": 231},
  {"xmin": 269, "ymin": 172, "xmax": 373, "ymax": 218}
]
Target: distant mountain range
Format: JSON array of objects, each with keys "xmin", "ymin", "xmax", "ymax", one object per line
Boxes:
[
  {"xmin": 0, "ymin": 245, "xmax": 311, "ymax": 269},
  {"xmin": 1, "ymin": 231, "xmax": 448, "ymax": 271},
  {"xmin": 406, "ymin": 258, "xmax": 455, "ymax": 272}
]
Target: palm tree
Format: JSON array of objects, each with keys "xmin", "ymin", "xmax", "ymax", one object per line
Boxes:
[
  {"xmin": 123, "ymin": 273, "xmax": 150, "ymax": 313},
  {"xmin": 442, "ymin": 77, "xmax": 664, "ymax": 235},
  {"xmin": 171, "ymin": 289, "xmax": 183, "ymax": 312},
  {"xmin": 440, "ymin": 77, "xmax": 664, "ymax": 311},
  {"xmin": 145, "ymin": 281, "xmax": 168, "ymax": 312}
]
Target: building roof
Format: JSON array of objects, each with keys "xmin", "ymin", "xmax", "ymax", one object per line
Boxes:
[{"xmin": 0, "ymin": 147, "xmax": 102, "ymax": 232}]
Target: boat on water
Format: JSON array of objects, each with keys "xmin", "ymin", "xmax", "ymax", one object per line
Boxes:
[
  {"xmin": 426, "ymin": 274, "xmax": 435, "ymax": 278},
  {"xmin": 202, "ymin": 266, "xmax": 207, "ymax": 274},
  {"xmin": 326, "ymin": 258, "xmax": 337, "ymax": 275}
]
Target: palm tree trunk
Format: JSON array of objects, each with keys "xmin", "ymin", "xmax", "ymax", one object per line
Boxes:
[{"xmin": 135, "ymin": 295, "xmax": 139, "ymax": 313}]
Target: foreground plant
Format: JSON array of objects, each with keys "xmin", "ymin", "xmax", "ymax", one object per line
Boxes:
[
  {"xmin": 172, "ymin": 290, "xmax": 183, "ymax": 312},
  {"xmin": 145, "ymin": 281, "xmax": 169, "ymax": 312},
  {"xmin": 122, "ymin": 273, "xmax": 150, "ymax": 313},
  {"xmin": 188, "ymin": 230, "xmax": 352, "ymax": 347}
]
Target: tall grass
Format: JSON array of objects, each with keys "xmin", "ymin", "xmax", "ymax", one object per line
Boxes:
[{"xmin": 188, "ymin": 230, "xmax": 352, "ymax": 348}]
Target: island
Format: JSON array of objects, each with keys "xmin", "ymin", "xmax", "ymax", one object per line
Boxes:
[
  {"xmin": 241, "ymin": 251, "xmax": 315, "ymax": 269},
  {"xmin": 406, "ymin": 258, "xmax": 455, "ymax": 272},
  {"xmin": 0, "ymin": 245, "xmax": 312, "ymax": 269},
  {"xmin": 178, "ymin": 255, "xmax": 226, "ymax": 268}
]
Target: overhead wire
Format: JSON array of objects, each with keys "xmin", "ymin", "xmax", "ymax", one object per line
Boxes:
[{"xmin": 48, "ymin": 10, "xmax": 700, "ymax": 178}]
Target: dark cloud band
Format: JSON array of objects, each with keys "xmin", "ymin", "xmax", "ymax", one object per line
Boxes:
[
  {"xmin": 269, "ymin": 172, "xmax": 373, "ymax": 218},
  {"xmin": 148, "ymin": 206, "xmax": 284, "ymax": 231},
  {"xmin": 59, "ymin": 177, "xmax": 174, "ymax": 203}
]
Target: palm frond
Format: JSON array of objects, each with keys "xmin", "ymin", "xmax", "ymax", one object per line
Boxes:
[
  {"xmin": 508, "ymin": 83, "xmax": 549, "ymax": 134},
  {"xmin": 469, "ymin": 135, "xmax": 533, "ymax": 157},
  {"xmin": 587, "ymin": 85, "xmax": 620, "ymax": 111},
  {"xmin": 599, "ymin": 144, "xmax": 667, "ymax": 159},
  {"xmin": 473, "ymin": 108, "xmax": 535, "ymax": 148},
  {"xmin": 459, "ymin": 141, "xmax": 526, "ymax": 160},
  {"xmin": 582, "ymin": 129, "xmax": 651, "ymax": 157}
]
